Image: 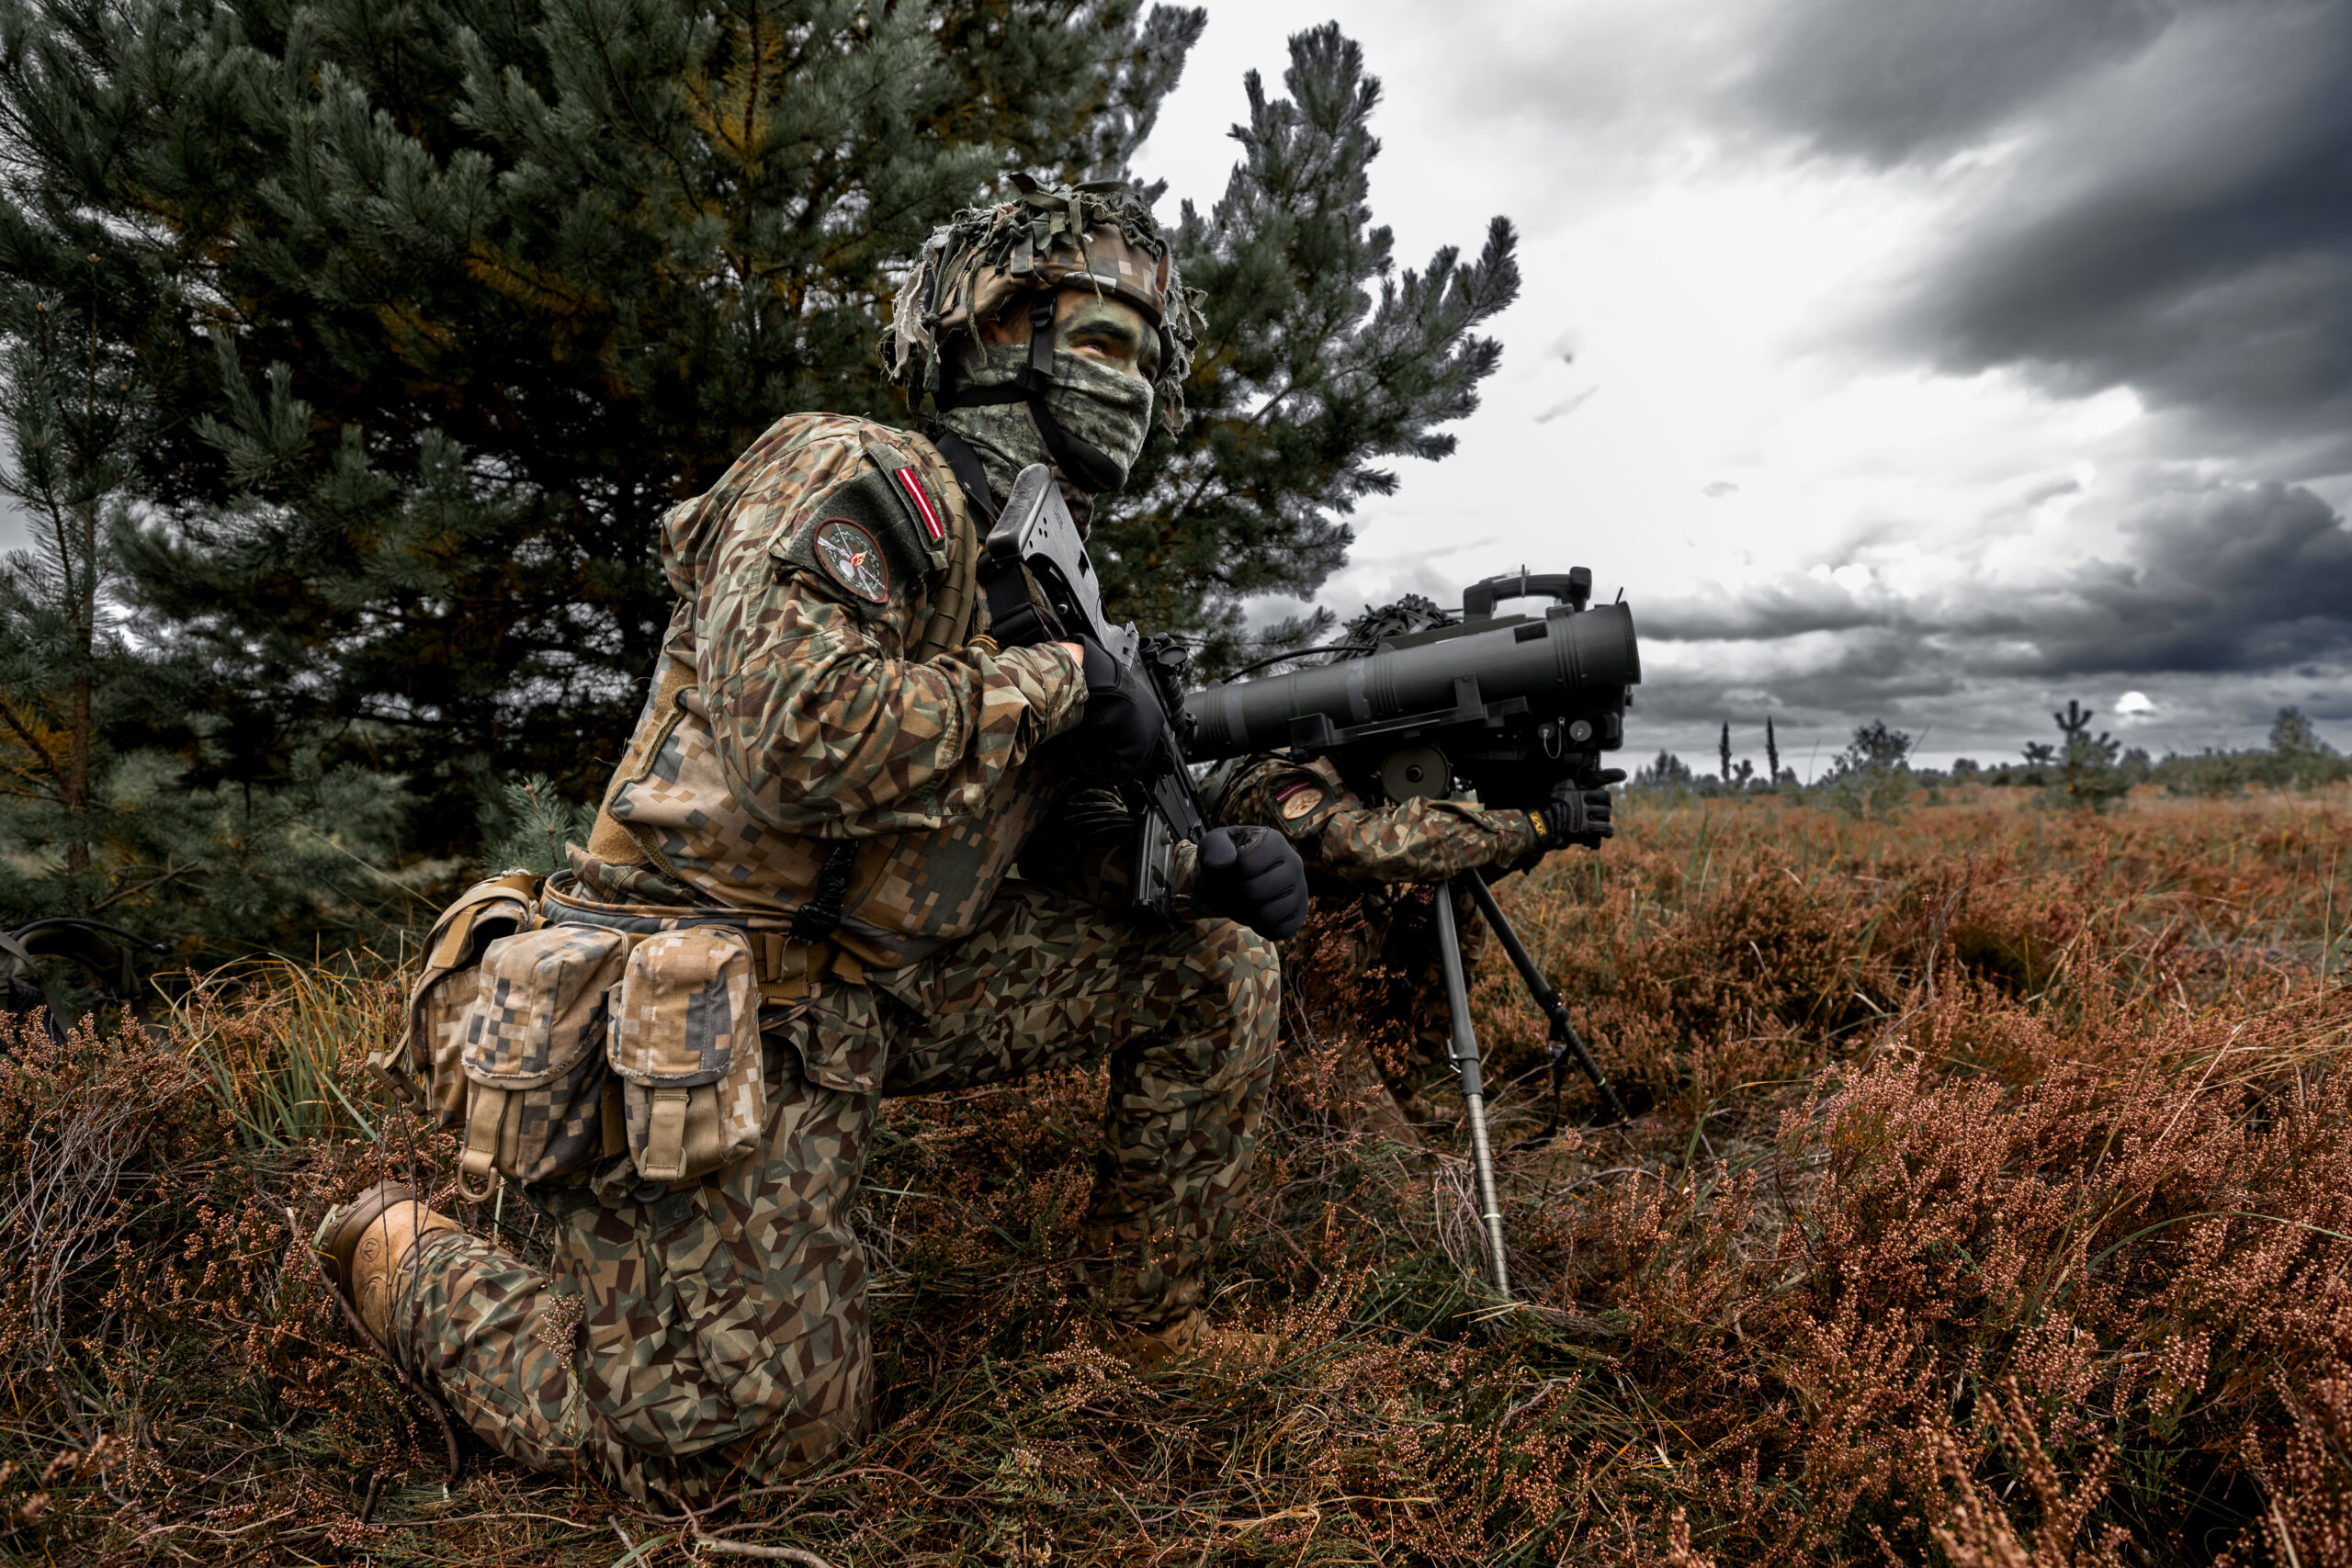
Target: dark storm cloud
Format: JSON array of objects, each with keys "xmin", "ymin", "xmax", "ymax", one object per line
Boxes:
[
  {"xmin": 1639, "ymin": 480, "xmax": 2352, "ymax": 681},
  {"xmin": 1738, "ymin": 0, "xmax": 2188, "ymax": 164},
  {"xmin": 1639, "ymin": 573, "xmax": 1885, "ymax": 642},
  {"xmin": 1922, "ymin": 7, "xmax": 2352, "ymax": 460},
  {"xmin": 1746, "ymin": 0, "xmax": 2352, "ymax": 472},
  {"xmin": 2041, "ymin": 482, "xmax": 2352, "ymax": 671}
]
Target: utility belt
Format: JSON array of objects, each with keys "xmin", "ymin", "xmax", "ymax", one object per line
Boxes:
[{"xmin": 371, "ymin": 871, "xmax": 874, "ymax": 1202}]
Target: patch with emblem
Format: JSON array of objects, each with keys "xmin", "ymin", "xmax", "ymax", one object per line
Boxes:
[
  {"xmin": 1277, "ymin": 784, "xmax": 1325, "ymax": 820},
  {"xmin": 811, "ymin": 518, "xmax": 889, "ymax": 604}
]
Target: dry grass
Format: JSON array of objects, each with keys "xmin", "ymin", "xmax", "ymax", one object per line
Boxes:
[{"xmin": 1, "ymin": 784, "xmax": 2346, "ymax": 1565}]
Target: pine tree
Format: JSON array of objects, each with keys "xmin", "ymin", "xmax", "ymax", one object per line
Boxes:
[
  {"xmin": 0, "ymin": 263, "xmax": 404, "ymax": 946},
  {"xmin": 1117, "ymin": 23, "xmax": 1520, "ymax": 668},
  {"xmin": 1765, "ymin": 715, "xmax": 1781, "ymax": 789},
  {"xmin": 2045, "ymin": 698, "xmax": 2130, "ymax": 813},
  {"xmin": 1819, "ymin": 719, "xmax": 1912, "ymax": 818},
  {"xmin": 0, "ymin": 0, "xmax": 1206, "ymax": 841},
  {"xmin": 1718, "ymin": 722, "xmax": 1732, "ymax": 784}
]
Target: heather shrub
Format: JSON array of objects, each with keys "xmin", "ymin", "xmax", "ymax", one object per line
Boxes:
[{"xmin": 0, "ymin": 787, "xmax": 2345, "ymax": 1563}]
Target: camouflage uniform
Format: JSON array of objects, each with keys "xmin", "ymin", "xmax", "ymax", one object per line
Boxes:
[
  {"xmin": 1208, "ymin": 752, "xmax": 1537, "ymax": 1123},
  {"xmin": 391, "ymin": 405, "xmax": 1276, "ymax": 1498}
]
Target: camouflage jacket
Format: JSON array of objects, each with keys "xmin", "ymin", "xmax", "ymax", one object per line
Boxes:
[
  {"xmin": 581, "ymin": 412, "xmax": 1088, "ymax": 968},
  {"xmin": 1205, "ymin": 753, "xmax": 1538, "ymax": 897}
]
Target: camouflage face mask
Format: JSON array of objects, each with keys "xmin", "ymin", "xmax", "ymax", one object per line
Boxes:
[
  {"xmin": 1036, "ymin": 347, "xmax": 1154, "ymax": 492},
  {"xmin": 936, "ymin": 340, "xmax": 1046, "ymax": 501},
  {"xmin": 937, "ymin": 336, "xmax": 1156, "ymax": 501}
]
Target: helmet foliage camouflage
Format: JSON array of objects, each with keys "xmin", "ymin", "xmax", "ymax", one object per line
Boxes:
[
  {"xmin": 1341, "ymin": 594, "xmax": 1459, "ymax": 653},
  {"xmin": 888, "ymin": 175, "xmax": 1205, "ymax": 439}
]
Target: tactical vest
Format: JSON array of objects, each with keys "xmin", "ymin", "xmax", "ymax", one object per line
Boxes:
[
  {"xmin": 579, "ymin": 424, "xmax": 1064, "ymax": 973},
  {"xmin": 376, "ymin": 422, "xmax": 1076, "ymax": 1200}
]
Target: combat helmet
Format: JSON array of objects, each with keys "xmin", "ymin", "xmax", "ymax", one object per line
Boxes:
[
  {"xmin": 1341, "ymin": 593, "xmax": 1458, "ymax": 652},
  {"xmin": 887, "ymin": 176, "xmax": 1206, "ymax": 474}
]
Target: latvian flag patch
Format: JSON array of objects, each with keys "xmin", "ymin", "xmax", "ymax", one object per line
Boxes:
[{"xmin": 893, "ymin": 467, "xmax": 944, "ymax": 544}]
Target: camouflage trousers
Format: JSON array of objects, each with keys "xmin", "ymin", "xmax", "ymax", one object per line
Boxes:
[{"xmin": 393, "ymin": 881, "xmax": 1278, "ymax": 1500}]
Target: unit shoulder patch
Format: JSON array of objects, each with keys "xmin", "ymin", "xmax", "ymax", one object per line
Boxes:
[
  {"xmin": 1277, "ymin": 784, "xmax": 1326, "ymax": 820},
  {"xmin": 773, "ymin": 459, "xmax": 942, "ymax": 617},
  {"xmin": 811, "ymin": 518, "xmax": 890, "ymax": 604}
]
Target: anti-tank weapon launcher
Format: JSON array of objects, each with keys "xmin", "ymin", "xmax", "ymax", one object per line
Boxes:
[
  {"xmin": 975, "ymin": 494, "xmax": 1642, "ymax": 1297},
  {"xmin": 1181, "ymin": 570, "xmax": 1642, "ymax": 1296}
]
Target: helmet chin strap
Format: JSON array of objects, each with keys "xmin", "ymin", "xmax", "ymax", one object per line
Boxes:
[{"xmin": 936, "ymin": 295, "xmax": 1130, "ymax": 494}]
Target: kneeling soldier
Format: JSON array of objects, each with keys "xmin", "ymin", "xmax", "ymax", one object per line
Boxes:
[{"xmin": 322, "ymin": 180, "xmax": 1307, "ymax": 1501}]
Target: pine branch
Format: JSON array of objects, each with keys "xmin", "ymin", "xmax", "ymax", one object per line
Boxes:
[
  {"xmin": 87, "ymin": 860, "xmax": 200, "ymax": 914},
  {"xmin": 0, "ymin": 695, "xmax": 68, "ymax": 802}
]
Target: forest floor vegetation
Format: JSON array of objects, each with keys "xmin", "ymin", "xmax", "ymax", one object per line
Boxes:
[{"xmin": 3, "ymin": 784, "xmax": 2347, "ymax": 1564}]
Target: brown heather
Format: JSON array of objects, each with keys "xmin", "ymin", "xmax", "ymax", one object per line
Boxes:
[{"xmin": 1, "ymin": 785, "xmax": 2346, "ymax": 1565}]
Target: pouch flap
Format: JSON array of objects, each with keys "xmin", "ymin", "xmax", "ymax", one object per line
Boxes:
[
  {"xmin": 611, "ymin": 927, "xmax": 758, "ymax": 1089},
  {"xmin": 425, "ymin": 871, "xmax": 543, "ymax": 973},
  {"xmin": 463, "ymin": 926, "xmax": 629, "ymax": 1088}
]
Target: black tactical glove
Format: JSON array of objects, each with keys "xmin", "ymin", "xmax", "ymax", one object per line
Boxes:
[
  {"xmin": 1197, "ymin": 825, "xmax": 1309, "ymax": 940},
  {"xmin": 1070, "ymin": 637, "xmax": 1168, "ymax": 783},
  {"xmin": 1528, "ymin": 769, "xmax": 1626, "ymax": 851}
]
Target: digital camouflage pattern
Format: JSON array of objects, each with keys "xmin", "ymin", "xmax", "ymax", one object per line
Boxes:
[
  {"xmin": 457, "ymin": 926, "xmax": 628, "ymax": 1191},
  {"xmin": 592, "ymin": 411, "xmax": 1090, "ymax": 968},
  {"xmin": 395, "ymin": 880, "xmax": 1278, "ymax": 1500},
  {"xmin": 1208, "ymin": 753, "xmax": 1535, "ymax": 1126},
  {"xmin": 1212, "ymin": 753, "xmax": 1538, "ymax": 891},
  {"xmin": 607, "ymin": 928, "xmax": 765, "ymax": 1184}
]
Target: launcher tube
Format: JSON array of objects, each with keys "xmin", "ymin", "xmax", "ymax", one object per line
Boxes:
[{"xmin": 1185, "ymin": 603, "xmax": 1640, "ymax": 761}]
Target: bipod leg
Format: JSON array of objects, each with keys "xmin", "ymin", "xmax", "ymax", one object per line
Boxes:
[
  {"xmin": 1435, "ymin": 879, "xmax": 1510, "ymax": 1298},
  {"xmin": 1461, "ymin": 874, "xmax": 1632, "ymax": 1126}
]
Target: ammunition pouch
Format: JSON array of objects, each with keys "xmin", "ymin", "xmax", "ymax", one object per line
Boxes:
[
  {"xmin": 390, "ymin": 872, "xmax": 876, "ymax": 1197},
  {"xmin": 375, "ymin": 870, "xmax": 544, "ymax": 1127},
  {"xmin": 607, "ymin": 928, "xmax": 763, "ymax": 1185},
  {"xmin": 455, "ymin": 925, "xmax": 628, "ymax": 1200}
]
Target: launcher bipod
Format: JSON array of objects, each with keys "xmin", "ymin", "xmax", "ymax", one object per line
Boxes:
[{"xmin": 1431, "ymin": 874, "xmax": 1631, "ymax": 1298}]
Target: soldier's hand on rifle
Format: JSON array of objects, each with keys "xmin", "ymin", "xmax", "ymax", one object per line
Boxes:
[
  {"xmin": 1198, "ymin": 826, "xmax": 1310, "ymax": 940},
  {"xmin": 1069, "ymin": 637, "xmax": 1169, "ymax": 783},
  {"xmin": 1529, "ymin": 769, "xmax": 1627, "ymax": 850}
]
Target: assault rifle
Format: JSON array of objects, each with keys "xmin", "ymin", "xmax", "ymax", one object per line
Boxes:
[
  {"xmin": 975, "ymin": 465, "xmax": 1208, "ymax": 920},
  {"xmin": 1179, "ymin": 570, "xmax": 1642, "ymax": 1296}
]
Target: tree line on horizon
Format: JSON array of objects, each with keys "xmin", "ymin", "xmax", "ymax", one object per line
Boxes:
[
  {"xmin": 1632, "ymin": 705, "xmax": 2351, "ymax": 813},
  {"xmin": 0, "ymin": 4, "xmax": 1521, "ymax": 955}
]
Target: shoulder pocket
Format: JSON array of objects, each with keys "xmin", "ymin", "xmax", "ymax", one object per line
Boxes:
[
  {"xmin": 609, "ymin": 928, "xmax": 766, "ymax": 1183},
  {"xmin": 457, "ymin": 926, "xmax": 628, "ymax": 1197}
]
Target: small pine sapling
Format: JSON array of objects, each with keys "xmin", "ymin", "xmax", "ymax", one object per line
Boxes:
[{"xmin": 2044, "ymin": 699, "xmax": 2132, "ymax": 813}]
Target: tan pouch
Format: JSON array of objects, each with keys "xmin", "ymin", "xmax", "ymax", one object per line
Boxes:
[
  {"xmin": 375, "ymin": 872, "xmax": 542, "ymax": 1126},
  {"xmin": 456, "ymin": 925, "xmax": 628, "ymax": 1198},
  {"xmin": 608, "ymin": 928, "xmax": 765, "ymax": 1184}
]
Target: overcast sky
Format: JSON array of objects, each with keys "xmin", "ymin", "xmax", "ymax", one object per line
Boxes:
[
  {"xmin": 7, "ymin": 1, "xmax": 2345, "ymax": 774},
  {"xmin": 1138, "ymin": 0, "xmax": 2352, "ymax": 773}
]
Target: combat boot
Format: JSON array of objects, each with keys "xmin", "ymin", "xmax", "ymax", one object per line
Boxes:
[
  {"xmin": 1099, "ymin": 1310, "xmax": 1279, "ymax": 1371},
  {"xmin": 315, "ymin": 1182, "xmax": 463, "ymax": 1348}
]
